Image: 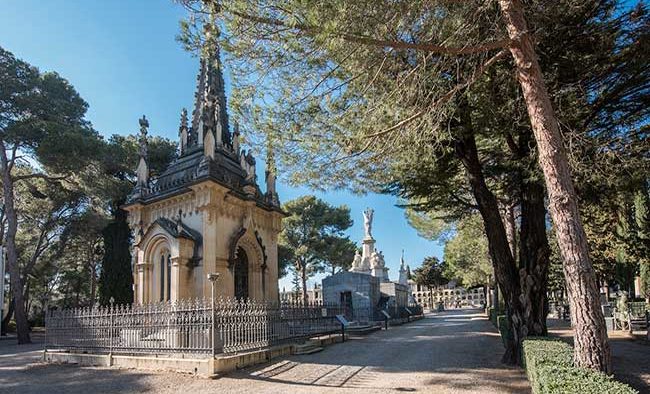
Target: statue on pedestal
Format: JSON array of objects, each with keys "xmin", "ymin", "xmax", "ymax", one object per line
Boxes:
[{"xmin": 363, "ymin": 208, "xmax": 374, "ymax": 238}]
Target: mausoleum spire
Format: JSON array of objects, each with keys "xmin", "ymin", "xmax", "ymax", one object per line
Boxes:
[
  {"xmin": 179, "ymin": 108, "xmax": 188, "ymax": 154},
  {"xmin": 191, "ymin": 19, "xmax": 231, "ymax": 156}
]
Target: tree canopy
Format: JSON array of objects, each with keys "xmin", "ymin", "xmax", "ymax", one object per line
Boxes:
[{"xmin": 279, "ymin": 195, "xmax": 355, "ymax": 303}]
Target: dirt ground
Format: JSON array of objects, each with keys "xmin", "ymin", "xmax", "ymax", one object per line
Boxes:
[{"xmin": 1, "ymin": 309, "xmax": 529, "ymax": 393}]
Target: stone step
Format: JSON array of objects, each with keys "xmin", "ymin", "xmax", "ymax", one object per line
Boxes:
[
  {"xmin": 293, "ymin": 340, "xmax": 324, "ymax": 355},
  {"xmin": 345, "ymin": 324, "xmax": 382, "ymax": 335},
  {"xmin": 293, "ymin": 346, "xmax": 324, "ymax": 355}
]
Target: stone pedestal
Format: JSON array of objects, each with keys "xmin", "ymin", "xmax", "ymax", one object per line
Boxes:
[{"xmin": 362, "ymin": 237, "xmax": 375, "ymax": 259}]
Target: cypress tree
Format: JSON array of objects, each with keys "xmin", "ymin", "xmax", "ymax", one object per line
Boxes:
[{"xmin": 98, "ymin": 205, "xmax": 133, "ymax": 305}]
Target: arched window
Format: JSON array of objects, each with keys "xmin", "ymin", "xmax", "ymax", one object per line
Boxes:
[
  {"xmin": 159, "ymin": 254, "xmax": 165, "ymax": 301},
  {"xmin": 166, "ymin": 254, "xmax": 171, "ymax": 301},
  {"xmin": 158, "ymin": 251, "xmax": 171, "ymax": 302},
  {"xmin": 234, "ymin": 247, "xmax": 249, "ymax": 300}
]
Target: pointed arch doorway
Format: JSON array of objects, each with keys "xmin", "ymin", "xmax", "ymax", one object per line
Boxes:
[{"xmin": 234, "ymin": 247, "xmax": 249, "ymax": 300}]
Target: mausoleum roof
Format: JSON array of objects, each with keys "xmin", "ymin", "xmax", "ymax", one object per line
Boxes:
[{"xmin": 124, "ymin": 31, "xmax": 281, "ymax": 212}]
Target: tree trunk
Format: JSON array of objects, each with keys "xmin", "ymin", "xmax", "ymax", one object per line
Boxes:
[
  {"xmin": 454, "ymin": 126, "xmax": 524, "ymax": 365},
  {"xmin": 499, "ymin": 0, "xmax": 611, "ymax": 372},
  {"xmin": 519, "ymin": 178, "xmax": 550, "ymax": 336},
  {"xmin": 0, "ymin": 147, "xmax": 31, "ymax": 344},
  {"xmin": 24, "ymin": 280, "xmax": 31, "ymax": 317},
  {"xmin": 300, "ymin": 260, "xmax": 308, "ymax": 306},
  {"xmin": 503, "ymin": 203, "xmax": 518, "ymax": 262},
  {"xmin": 494, "ymin": 275, "xmax": 500, "ymax": 312},
  {"xmin": 1, "ymin": 296, "xmax": 14, "ymax": 335}
]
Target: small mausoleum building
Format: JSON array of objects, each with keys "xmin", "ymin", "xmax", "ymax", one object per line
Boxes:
[
  {"xmin": 123, "ymin": 43, "xmax": 283, "ymax": 304},
  {"xmin": 323, "ymin": 209, "xmax": 411, "ymax": 321}
]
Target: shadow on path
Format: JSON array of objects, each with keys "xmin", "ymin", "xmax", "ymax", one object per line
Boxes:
[
  {"xmin": 0, "ymin": 335, "xmax": 151, "ymax": 394},
  {"xmin": 229, "ymin": 309, "xmax": 529, "ymax": 393},
  {"xmin": 1, "ymin": 310, "xmax": 530, "ymax": 393}
]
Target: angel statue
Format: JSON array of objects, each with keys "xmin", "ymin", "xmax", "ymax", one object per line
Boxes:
[{"xmin": 363, "ymin": 208, "xmax": 374, "ymax": 238}]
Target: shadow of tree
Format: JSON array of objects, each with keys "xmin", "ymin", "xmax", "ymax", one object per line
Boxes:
[{"xmin": 225, "ymin": 310, "xmax": 529, "ymax": 392}]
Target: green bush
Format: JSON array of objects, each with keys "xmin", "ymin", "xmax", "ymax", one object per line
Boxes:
[
  {"xmin": 522, "ymin": 337, "xmax": 637, "ymax": 394},
  {"xmin": 497, "ymin": 314, "xmax": 511, "ymax": 346}
]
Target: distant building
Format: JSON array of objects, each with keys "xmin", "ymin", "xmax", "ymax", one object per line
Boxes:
[
  {"xmin": 279, "ymin": 284, "xmax": 323, "ymax": 303},
  {"xmin": 410, "ymin": 282, "xmax": 486, "ymax": 308}
]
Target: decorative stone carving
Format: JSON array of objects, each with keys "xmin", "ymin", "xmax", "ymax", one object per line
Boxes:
[
  {"xmin": 135, "ymin": 115, "xmax": 149, "ymax": 188},
  {"xmin": 232, "ymin": 121, "xmax": 240, "ymax": 155},
  {"xmin": 179, "ymin": 108, "xmax": 188, "ymax": 154},
  {"xmin": 203, "ymin": 130, "xmax": 215, "ymax": 159},
  {"xmin": 351, "ymin": 250, "xmax": 362, "ymax": 271},
  {"xmin": 227, "ymin": 227, "xmax": 247, "ymax": 269}
]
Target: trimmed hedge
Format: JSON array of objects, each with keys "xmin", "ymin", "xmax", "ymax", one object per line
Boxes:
[{"xmin": 522, "ymin": 337, "xmax": 637, "ymax": 394}]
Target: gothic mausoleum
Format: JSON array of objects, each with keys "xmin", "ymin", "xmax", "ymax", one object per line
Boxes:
[{"xmin": 123, "ymin": 43, "xmax": 283, "ymax": 304}]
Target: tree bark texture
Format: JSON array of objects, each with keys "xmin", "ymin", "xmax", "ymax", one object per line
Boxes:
[
  {"xmin": 519, "ymin": 179, "xmax": 550, "ymax": 336},
  {"xmin": 0, "ymin": 145, "xmax": 31, "ymax": 344},
  {"xmin": 499, "ymin": 0, "xmax": 610, "ymax": 372},
  {"xmin": 1, "ymin": 296, "xmax": 14, "ymax": 335},
  {"xmin": 502, "ymin": 203, "xmax": 518, "ymax": 262}
]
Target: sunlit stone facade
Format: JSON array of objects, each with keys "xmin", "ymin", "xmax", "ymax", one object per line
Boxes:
[{"xmin": 123, "ymin": 42, "xmax": 282, "ymax": 304}]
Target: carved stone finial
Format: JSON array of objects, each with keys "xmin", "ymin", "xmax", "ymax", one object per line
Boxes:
[
  {"xmin": 179, "ymin": 108, "xmax": 189, "ymax": 153},
  {"xmin": 136, "ymin": 115, "xmax": 149, "ymax": 188},
  {"xmin": 232, "ymin": 120, "xmax": 240, "ymax": 154}
]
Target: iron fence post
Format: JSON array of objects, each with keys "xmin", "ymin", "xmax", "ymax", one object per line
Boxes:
[
  {"xmin": 207, "ymin": 273, "xmax": 220, "ymax": 359},
  {"xmin": 109, "ymin": 297, "xmax": 114, "ymax": 363}
]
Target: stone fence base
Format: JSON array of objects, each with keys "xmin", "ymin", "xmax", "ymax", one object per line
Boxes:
[{"xmin": 44, "ymin": 333, "xmax": 343, "ymax": 378}]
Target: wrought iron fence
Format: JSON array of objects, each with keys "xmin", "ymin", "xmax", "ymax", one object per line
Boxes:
[{"xmin": 45, "ymin": 298, "xmax": 344, "ymax": 357}]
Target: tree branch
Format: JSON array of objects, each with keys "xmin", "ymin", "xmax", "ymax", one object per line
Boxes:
[
  {"xmin": 12, "ymin": 173, "xmax": 67, "ymax": 182},
  {"xmin": 363, "ymin": 49, "xmax": 509, "ymax": 139},
  {"xmin": 226, "ymin": 9, "xmax": 509, "ymax": 55}
]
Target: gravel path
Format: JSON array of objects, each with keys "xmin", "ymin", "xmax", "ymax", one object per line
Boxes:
[{"xmin": 0, "ymin": 309, "xmax": 530, "ymax": 393}]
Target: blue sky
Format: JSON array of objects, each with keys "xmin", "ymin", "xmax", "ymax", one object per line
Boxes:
[{"xmin": 0, "ymin": 0, "xmax": 444, "ymax": 289}]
